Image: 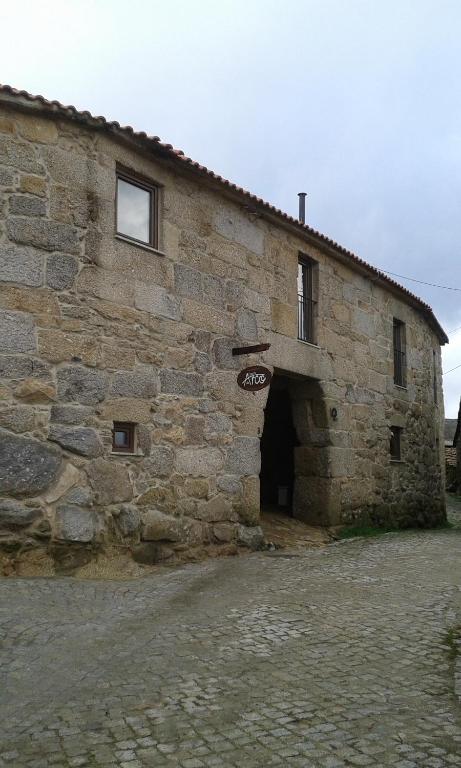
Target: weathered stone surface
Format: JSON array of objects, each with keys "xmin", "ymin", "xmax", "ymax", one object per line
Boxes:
[
  {"xmin": 236, "ymin": 308, "xmax": 258, "ymax": 340},
  {"xmin": 195, "ymin": 494, "xmax": 236, "ymax": 522},
  {"xmin": 194, "ymin": 352, "xmax": 212, "ymax": 374},
  {"xmin": 86, "ymin": 458, "xmax": 133, "ymax": 505},
  {"xmin": 19, "ymin": 175, "xmax": 47, "ymax": 196},
  {"xmin": 217, "ymin": 475, "xmax": 242, "ymax": 496},
  {"xmin": 0, "ymin": 499, "xmax": 41, "ymax": 528},
  {"xmin": 0, "ymin": 355, "xmax": 50, "ymax": 380},
  {"xmin": 141, "ymin": 509, "xmax": 183, "ymax": 542},
  {"xmin": 50, "ymin": 404, "xmax": 93, "ymax": 425},
  {"xmin": 0, "ymin": 244, "xmax": 43, "ymax": 286},
  {"xmin": 237, "ymin": 524, "xmax": 264, "ymax": 549},
  {"xmin": 134, "ymin": 282, "xmax": 181, "ymax": 320},
  {"xmin": 137, "ymin": 485, "xmax": 175, "ymax": 512},
  {"xmin": 45, "ymin": 253, "xmax": 79, "ymax": 290},
  {"xmin": 7, "ymin": 217, "xmax": 80, "ymax": 254},
  {"xmin": 176, "ymin": 448, "xmax": 224, "ymax": 476},
  {"xmin": 116, "ymin": 504, "xmax": 141, "ymax": 536},
  {"xmin": 100, "ymin": 399, "xmax": 151, "ymax": 423},
  {"xmin": 160, "ymin": 369, "xmax": 202, "ymax": 396},
  {"xmin": 110, "ymin": 369, "xmax": 157, "ymax": 398},
  {"xmin": 14, "ymin": 378, "xmax": 55, "ymax": 403},
  {"xmin": 225, "ymin": 437, "xmax": 261, "ymax": 475},
  {"xmin": 48, "ymin": 425, "xmax": 104, "ymax": 457},
  {"xmin": 213, "ymin": 207, "xmax": 264, "ymax": 254},
  {"xmin": 132, "ymin": 542, "xmax": 168, "ymax": 564},
  {"xmin": 63, "ymin": 486, "xmax": 93, "ymax": 506},
  {"xmin": 144, "ymin": 446, "xmax": 174, "ymax": 477},
  {"xmin": 185, "ymin": 477, "xmax": 209, "ymax": 499},
  {"xmin": 43, "ymin": 462, "xmax": 81, "ymax": 504},
  {"xmin": 55, "ymin": 505, "xmax": 97, "ymax": 542},
  {"xmin": 57, "ymin": 365, "xmax": 108, "ymax": 405},
  {"xmin": 0, "ymin": 310, "xmax": 36, "ymax": 353},
  {"xmin": 9, "ymin": 194, "xmax": 46, "ymax": 217},
  {"xmin": 0, "ymin": 405, "xmax": 34, "ymax": 433},
  {"xmin": 213, "ymin": 522, "xmax": 236, "ymax": 542},
  {"xmin": 0, "ymin": 429, "xmax": 61, "ymax": 497},
  {"xmin": 212, "ymin": 337, "xmax": 240, "ymax": 370},
  {"xmin": 174, "ymin": 263, "xmax": 202, "ymax": 301}
]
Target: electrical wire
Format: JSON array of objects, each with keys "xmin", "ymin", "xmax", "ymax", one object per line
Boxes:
[
  {"xmin": 443, "ymin": 362, "xmax": 461, "ymax": 375},
  {"xmin": 378, "ymin": 268, "xmax": 461, "ymax": 292}
]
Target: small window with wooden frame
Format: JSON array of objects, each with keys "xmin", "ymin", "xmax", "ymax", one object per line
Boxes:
[
  {"xmin": 297, "ymin": 255, "xmax": 318, "ymax": 344},
  {"xmin": 116, "ymin": 168, "xmax": 158, "ymax": 249},
  {"xmin": 390, "ymin": 426, "xmax": 402, "ymax": 461},
  {"xmin": 393, "ymin": 318, "xmax": 406, "ymax": 387},
  {"xmin": 112, "ymin": 422, "xmax": 136, "ymax": 454}
]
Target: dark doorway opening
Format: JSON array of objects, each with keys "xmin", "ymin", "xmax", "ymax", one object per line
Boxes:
[{"xmin": 260, "ymin": 378, "xmax": 299, "ymax": 515}]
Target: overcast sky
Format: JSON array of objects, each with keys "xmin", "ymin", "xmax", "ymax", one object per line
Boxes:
[{"xmin": 1, "ymin": 0, "xmax": 460, "ymax": 416}]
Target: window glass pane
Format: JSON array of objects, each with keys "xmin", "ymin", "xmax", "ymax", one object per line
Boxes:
[
  {"xmin": 297, "ymin": 262, "xmax": 304, "ymax": 295},
  {"xmin": 117, "ymin": 178, "xmax": 151, "ymax": 243},
  {"xmin": 114, "ymin": 430, "xmax": 128, "ymax": 448}
]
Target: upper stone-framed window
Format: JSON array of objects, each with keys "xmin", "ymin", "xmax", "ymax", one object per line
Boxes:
[
  {"xmin": 297, "ymin": 255, "xmax": 318, "ymax": 345},
  {"xmin": 112, "ymin": 421, "xmax": 136, "ymax": 454},
  {"xmin": 390, "ymin": 426, "xmax": 402, "ymax": 461},
  {"xmin": 116, "ymin": 168, "xmax": 158, "ymax": 249},
  {"xmin": 393, "ymin": 318, "xmax": 406, "ymax": 387}
]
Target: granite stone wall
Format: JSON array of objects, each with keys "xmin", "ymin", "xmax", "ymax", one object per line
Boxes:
[{"xmin": 0, "ymin": 100, "xmax": 446, "ymax": 565}]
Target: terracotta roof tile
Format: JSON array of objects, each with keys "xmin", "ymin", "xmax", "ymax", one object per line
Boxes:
[{"xmin": 0, "ymin": 84, "xmax": 448, "ymax": 343}]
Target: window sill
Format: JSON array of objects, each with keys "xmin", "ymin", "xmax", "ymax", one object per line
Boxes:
[
  {"xmin": 394, "ymin": 384, "xmax": 408, "ymax": 391},
  {"xmin": 115, "ymin": 234, "xmax": 166, "ymax": 257},
  {"xmin": 390, "ymin": 459, "xmax": 406, "ymax": 464},
  {"xmin": 110, "ymin": 451, "xmax": 143, "ymax": 457},
  {"xmin": 297, "ymin": 339, "xmax": 320, "ymax": 349}
]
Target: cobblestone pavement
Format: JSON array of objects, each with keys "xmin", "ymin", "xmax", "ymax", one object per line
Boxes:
[{"xmin": 1, "ymin": 517, "xmax": 460, "ymax": 767}]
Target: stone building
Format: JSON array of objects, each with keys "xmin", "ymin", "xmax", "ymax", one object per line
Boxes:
[
  {"xmin": 0, "ymin": 85, "xmax": 448, "ymax": 565},
  {"xmin": 454, "ymin": 400, "xmax": 461, "ymax": 493}
]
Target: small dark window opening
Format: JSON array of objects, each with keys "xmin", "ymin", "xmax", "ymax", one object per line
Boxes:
[
  {"xmin": 433, "ymin": 350, "xmax": 438, "ymax": 404},
  {"xmin": 393, "ymin": 319, "xmax": 406, "ymax": 387},
  {"xmin": 116, "ymin": 169, "xmax": 158, "ymax": 248},
  {"xmin": 112, "ymin": 422, "xmax": 135, "ymax": 453},
  {"xmin": 298, "ymin": 256, "xmax": 317, "ymax": 344},
  {"xmin": 390, "ymin": 426, "xmax": 402, "ymax": 461}
]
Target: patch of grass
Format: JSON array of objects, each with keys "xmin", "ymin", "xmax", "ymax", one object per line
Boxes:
[
  {"xmin": 338, "ymin": 525, "xmax": 399, "ymax": 539},
  {"xmin": 444, "ymin": 626, "xmax": 461, "ymax": 661}
]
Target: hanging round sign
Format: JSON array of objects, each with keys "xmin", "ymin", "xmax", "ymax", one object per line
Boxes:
[{"xmin": 237, "ymin": 365, "xmax": 272, "ymax": 392}]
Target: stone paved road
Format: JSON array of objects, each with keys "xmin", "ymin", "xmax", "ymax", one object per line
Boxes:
[{"xmin": 1, "ymin": 515, "xmax": 460, "ymax": 767}]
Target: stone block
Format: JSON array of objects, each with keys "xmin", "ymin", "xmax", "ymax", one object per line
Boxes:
[
  {"xmin": 0, "ymin": 429, "xmax": 61, "ymax": 497},
  {"xmin": 236, "ymin": 309, "xmax": 258, "ymax": 340},
  {"xmin": 194, "ymin": 352, "xmax": 212, "ymax": 374},
  {"xmin": 64, "ymin": 486, "xmax": 93, "ymax": 506},
  {"xmin": 212, "ymin": 337, "xmax": 240, "ymax": 370},
  {"xmin": 14, "ymin": 378, "xmax": 56, "ymax": 403},
  {"xmin": 203, "ymin": 274, "xmax": 224, "ymax": 307},
  {"xmin": 239, "ymin": 475, "xmax": 260, "ymax": 525},
  {"xmin": 176, "ymin": 447, "xmax": 224, "ymax": 476},
  {"xmin": 0, "ymin": 168, "xmax": 14, "ymax": 186},
  {"xmin": 2, "ymin": 139, "xmax": 45, "ymax": 174},
  {"xmin": 184, "ymin": 478, "xmax": 209, "ymax": 499},
  {"xmin": 50, "ymin": 405, "xmax": 93, "ymax": 425},
  {"xmin": 16, "ymin": 114, "xmax": 58, "ymax": 143},
  {"xmin": 0, "ymin": 354, "xmax": 50, "ymax": 380},
  {"xmin": 0, "ymin": 499, "xmax": 41, "ymax": 528},
  {"xmin": 7, "ymin": 217, "xmax": 80, "ymax": 254},
  {"xmin": 86, "ymin": 458, "xmax": 133, "ymax": 505},
  {"xmin": 141, "ymin": 509, "xmax": 183, "ymax": 542},
  {"xmin": 100, "ymin": 399, "xmax": 151, "ymax": 424},
  {"xmin": 48, "ymin": 425, "xmax": 104, "ymax": 458},
  {"xmin": 0, "ymin": 405, "xmax": 35, "ymax": 433},
  {"xmin": 174, "ymin": 263, "xmax": 203, "ymax": 301},
  {"xmin": 57, "ymin": 365, "xmax": 108, "ymax": 405},
  {"xmin": 55, "ymin": 505, "xmax": 97, "ymax": 543},
  {"xmin": 137, "ymin": 485, "xmax": 175, "ymax": 512},
  {"xmin": 237, "ymin": 524, "xmax": 264, "ymax": 549},
  {"xmin": 0, "ymin": 244, "xmax": 44, "ymax": 286},
  {"xmin": 77, "ymin": 267, "xmax": 135, "ymax": 306},
  {"xmin": 9, "ymin": 194, "xmax": 46, "ymax": 217},
  {"xmin": 271, "ymin": 299, "xmax": 296, "ymax": 336},
  {"xmin": 160, "ymin": 369, "xmax": 203, "ymax": 396},
  {"xmin": 110, "ymin": 369, "xmax": 157, "ymax": 399},
  {"xmin": 225, "ymin": 437, "xmax": 261, "ymax": 475},
  {"xmin": 213, "ymin": 208, "xmax": 264, "ymax": 255},
  {"xmin": 19, "ymin": 175, "xmax": 47, "ymax": 196},
  {"xmin": 43, "ymin": 462, "xmax": 81, "ymax": 504},
  {"xmin": 196, "ymin": 494, "xmax": 236, "ymax": 522},
  {"xmin": 185, "ymin": 415, "xmax": 205, "ymax": 444},
  {"xmin": 182, "ymin": 298, "xmax": 234, "ymax": 335},
  {"xmin": 213, "ymin": 522, "xmax": 236, "ymax": 542},
  {"xmin": 205, "ymin": 412, "xmax": 233, "ymax": 438},
  {"xmin": 116, "ymin": 504, "xmax": 141, "ymax": 536},
  {"xmin": 0, "ymin": 309, "xmax": 36, "ymax": 353},
  {"xmin": 217, "ymin": 475, "xmax": 242, "ymax": 496},
  {"xmin": 144, "ymin": 445, "xmax": 175, "ymax": 477},
  {"xmin": 135, "ymin": 281, "xmax": 181, "ymax": 320},
  {"xmin": 45, "ymin": 253, "xmax": 79, "ymax": 290}
]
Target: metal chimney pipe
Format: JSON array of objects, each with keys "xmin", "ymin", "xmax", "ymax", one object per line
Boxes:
[{"xmin": 298, "ymin": 192, "xmax": 307, "ymax": 224}]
